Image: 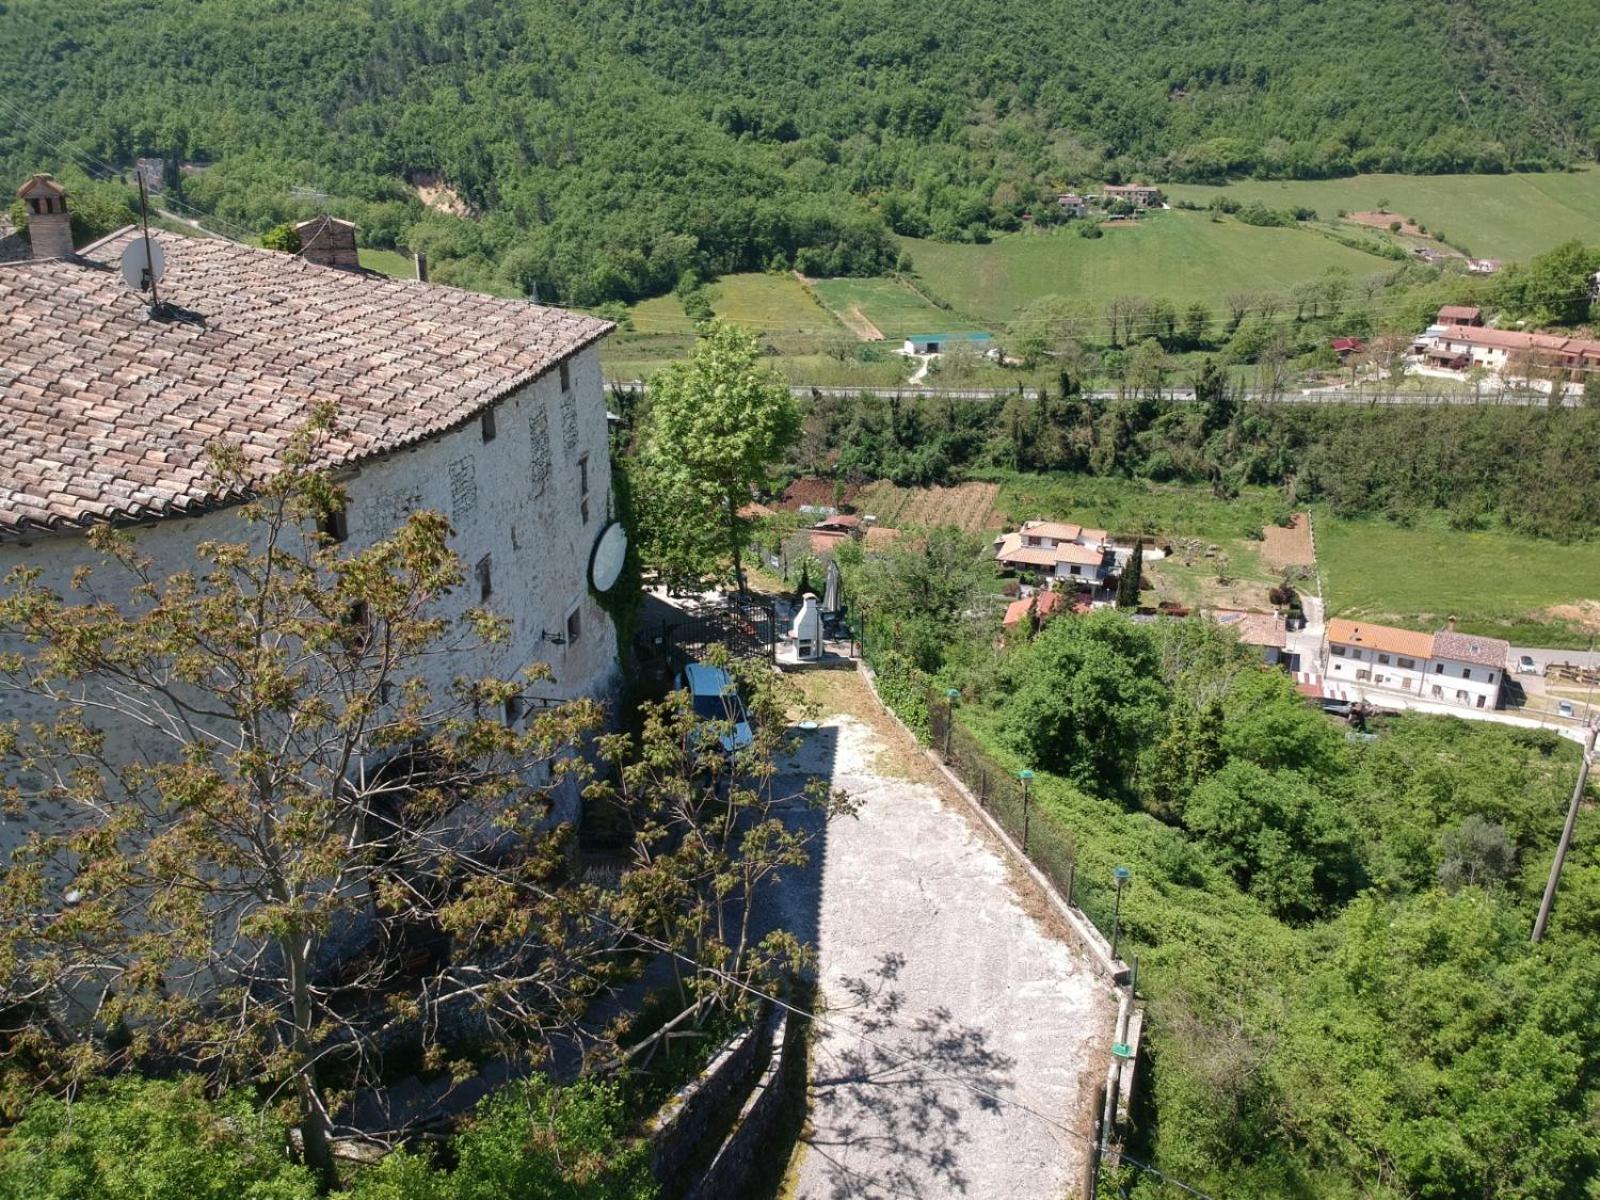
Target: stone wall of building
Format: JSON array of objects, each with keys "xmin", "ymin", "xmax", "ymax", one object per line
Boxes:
[{"xmin": 0, "ymin": 345, "xmax": 619, "ymax": 854}]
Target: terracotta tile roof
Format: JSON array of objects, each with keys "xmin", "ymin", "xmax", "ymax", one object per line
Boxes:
[
  {"xmin": 1213, "ymin": 608, "xmax": 1288, "ymax": 649},
  {"xmin": 997, "ymin": 544, "xmax": 1062, "ymax": 568},
  {"xmin": 807, "ymin": 530, "xmax": 850, "ymax": 555},
  {"xmin": 1326, "ymin": 618, "xmax": 1434, "ymax": 660},
  {"xmin": 1002, "ymin": 596, "xmax": 1033, "ymax": 627},
  {"xmin": 1020, "ymin": 520, "xmax": 1083, "ymax": 542},
  {"xmin": 1437, "ymin": 305, "xmax": 1481, "ymax": 322},
  {"xmin": 0, "ymin": 227, "xmax": 612, "ymax": 536},
  {"xmin": 815, "ymin": 514, "xmax": 861, "ymax": 531},
  {"xmin": 1054, "ymin": 542, "xmax": 1105, "ymax": 567},
  {"xmin": 1001, "ymin": 589, "xmax": 1067, "ymax": 628},
  {"xmin": 1431, "ymin": 629, "xmax": 1509, "ymax": 669}
]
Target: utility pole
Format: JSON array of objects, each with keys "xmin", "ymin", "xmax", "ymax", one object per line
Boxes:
[{"xmin": 1533, "ymin": 721, "xmax": 1598, "ymax": 943}]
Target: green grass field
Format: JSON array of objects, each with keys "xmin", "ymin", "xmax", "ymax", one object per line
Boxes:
[
  {"xmin": 989, "ymin": 473, "xmax": 1288, "ymax": 542},
  {"xmin": 708, "ymin": 273, "xmax": 837, "ymax": 334},
  {"xmin": 810, "ymin": 277, "xmax": 958, "ymax": 338},
  {"xmin": 1318, "ymin": 515, "xmax": 1600, "ymax": 647},
  {"xmin": 903, "ymin": 211, "xmax": 1386, "ymax": 326},
  {"xmin": 357, "ymin": 247, "xmax": 416, "ymax": 278},
  {"xmin": 1166, "ymin": 170, "xmax": 1600, "ymax": 264}
]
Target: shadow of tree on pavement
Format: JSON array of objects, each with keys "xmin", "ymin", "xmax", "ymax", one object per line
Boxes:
[{"xmin": 803, "ymin": 951, "xmax": 1018, "ymax": 1198}]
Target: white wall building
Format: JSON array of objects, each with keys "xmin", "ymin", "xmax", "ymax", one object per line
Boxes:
[
  {"xmin": 995, "ymin": 520, "xmax": 1111, "ymax": 586},
  {"xmin": 1322, "ymin": 619, "xmax": 1507, "ymax": 711},
  {"xmin": 0, "ymin": 190, "xmax": 622, "ymax": 853}
]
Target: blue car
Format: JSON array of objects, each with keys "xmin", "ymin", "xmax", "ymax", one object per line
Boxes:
[{"xmin": 678, "ymin": 662, "xmax": 755, "ymax": 755}]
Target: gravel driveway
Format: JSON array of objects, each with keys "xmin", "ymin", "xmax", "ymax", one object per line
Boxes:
[{"xmin": 769, "ymin": 673, "xmax": 1116, "ymax": 1200}]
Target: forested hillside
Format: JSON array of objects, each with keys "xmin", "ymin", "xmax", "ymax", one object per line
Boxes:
[{"xmin": 2, "ymin": 0, "xmax": 1598, "ymax": 301}]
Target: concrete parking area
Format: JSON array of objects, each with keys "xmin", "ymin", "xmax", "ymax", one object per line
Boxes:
[{"xmin": 770, "ymin": 669, "xmax": 1116, "ymax": 1200}]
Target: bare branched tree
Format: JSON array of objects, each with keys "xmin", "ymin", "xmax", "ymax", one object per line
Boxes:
[{"xmin": 0, "ymin": 413, "xmax": 627, "ymax": 1184}]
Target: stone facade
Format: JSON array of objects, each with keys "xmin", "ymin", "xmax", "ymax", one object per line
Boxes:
[{"xmin": 0, "ymin": 345, "xmax": 618, "ymax": 856}]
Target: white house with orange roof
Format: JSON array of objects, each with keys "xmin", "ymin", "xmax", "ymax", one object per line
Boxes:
[
  {"xmin": 994, "ymin": 519, "xmax": 1111, "ymax": 586},
  {"xmin": 1322, "ymin": 618, "xmax": 1508, "ymax": 711}
]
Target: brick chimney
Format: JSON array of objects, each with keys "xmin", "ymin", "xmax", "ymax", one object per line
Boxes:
[
  {"xmin": 292, "ymin": 215, "xmax": 360, "ymax": 269},
  {"xmin": 17, "ymin": 174, "xmax": 72, "ymax": 260}
]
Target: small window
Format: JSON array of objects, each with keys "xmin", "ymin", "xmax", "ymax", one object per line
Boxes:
[
  {"xmin": 1378, "ymin": 653, "xmax": 1390, "ymax": 665},
  {"xmin": 1488, "ymin": 672, "xmax": 1496, "ymax": 683},
  {"xmin": 559, "ymin": 361, "xmax": 571, "ymax": 392},
  {"xmin": 504, "ymin": 694, "xmax": 523, "ymax": 726},
  {"xmin": 476, "ymin": 554, "xmax": 493, "ymax": 602},
  {"xmin": 566, "ymin": 606, "xmax": 582, "ymax": 645},
  {"xmin": 1434, "ymin": 663, "xmax": 1444, "ymax": 674},
  {"xmin": 1331, "ymin": 645, "xmax": 1346, "ymax": 657},
  {"xmin": 481, "ymin": 407, "xmax": 497, "ymax": 443},
  {"xmin": 1461, "ymin": 667, "xmax": 1471, "ymax": 679},
  {"xmin": 319, "ymin": 506, "xmax": 349, "ymax": 543},
  {"xmin": 1398, "ymin": 657, "xmax": 1416, "ymax": 670}
]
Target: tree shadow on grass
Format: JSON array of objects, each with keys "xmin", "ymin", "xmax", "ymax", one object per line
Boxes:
[{"xmin": 802, "ymin": 951, "xmax": 1017, "ymax": 1199}]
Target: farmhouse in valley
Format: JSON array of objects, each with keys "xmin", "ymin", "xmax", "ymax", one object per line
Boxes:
[
  {"xmin": 995, "ymin": 519, "xmax": 1111, "ymax": 587},
  {"xmin": 0, "ymin": 178, "xmax": 620, "ymax": 846},
  {"xmin": 1101, "ymin": 183, "xmax": 1163, "ymax": 207},
  {"xmin": 1321, "ymin": 618, "xmax": 1509, "ymax": 711},
  {"xmin": 1055, "ymin": 192, "xmax": 1087, "ymax": 217},
  {"xmin": 1419, "ymin": 315, "xmax": 1600, "ymax": 382}
]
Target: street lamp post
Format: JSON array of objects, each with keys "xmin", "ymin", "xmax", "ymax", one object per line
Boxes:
[
  {"xmin": 1019, "ymin": 770, "xmax": 1034, "ymax": 852},
  {"xmin": 944, "ymin": 688, "xmax": 960, "ymax": 761},
  {"xmin": 1111, "ymin": 866, "xmax": 1132, "ymax": 960}
]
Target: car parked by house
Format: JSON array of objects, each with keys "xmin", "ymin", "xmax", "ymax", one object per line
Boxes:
[{"xmin": 678, "ymin": 661, "xmax": 754, "ymax": 756}]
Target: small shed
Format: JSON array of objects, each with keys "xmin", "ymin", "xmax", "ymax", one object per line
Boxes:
[{"xmin": 902, "ymin": 332, "xmax": 994, "ymax": 355}]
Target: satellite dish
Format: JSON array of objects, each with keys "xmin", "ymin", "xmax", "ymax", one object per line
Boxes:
[
  {"xmin": 120, "ymin": 237, "xmax": 165, "ymax": 292},
  {"xmin": 589, "ymin": 521, "xmax": 629, "ymax": 593}
]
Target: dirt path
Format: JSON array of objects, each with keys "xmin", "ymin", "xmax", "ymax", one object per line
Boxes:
[
  {"xmin": 838, "ymin": 303, "xmax": 885, "ymax": 342},
  {"xmin": 772, "ymin": 670, "xmax": 1115, "ymax": 1199}
]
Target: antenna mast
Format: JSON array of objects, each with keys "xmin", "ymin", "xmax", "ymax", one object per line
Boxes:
[{"xmin": 136, "ymin": 173, "xmax": 161, "ymax": 316}]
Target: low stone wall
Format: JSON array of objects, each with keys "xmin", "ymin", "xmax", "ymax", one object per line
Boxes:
[
  {"xmin": 646, "ymin": 1012, "xmax": 769, "ymax": 1192},
  {"xmin": 685, "ymin": 1009, "xmax": 799, "ymax": 1200}
]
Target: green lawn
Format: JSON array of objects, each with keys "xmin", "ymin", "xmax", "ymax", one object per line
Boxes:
[
  {"xmin": 810, "ymin": 276, "xmax": 959, "ymax": 338},
  {"xmin": 1165, "ymin": 170, "xmax": 1600, "ymax": 264},
  {"xmin": 625, "ymin": 292, "xmax": 697, "ymax": 336},
  {"xmin": 357, "ymin": 247, "xmax": 416, "ymax": 278},
  {"xmin": 989, "ymin": 474, "xmax": 1288, "ymax": 542},
  {"xmin": 709, "ymin": 273, "xmax": 837, "ymax": 334},
  {"xmin": 902, "ymin": 211, "xmax": 1386, "ymax": 326},
  {"xmin": 1317, "ymin": 515, "xmax": 1600, "ymax": 647}
]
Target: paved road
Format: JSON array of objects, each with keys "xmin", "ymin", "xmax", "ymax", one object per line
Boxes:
[{"xmin": 769, "ymin": 680, "xmax": 1114, "ymax": 1199}]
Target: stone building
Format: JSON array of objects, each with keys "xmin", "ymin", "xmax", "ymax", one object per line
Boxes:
[{"xmin": 0, "ymin": 180, "xmax": 621, "ymax": 849}]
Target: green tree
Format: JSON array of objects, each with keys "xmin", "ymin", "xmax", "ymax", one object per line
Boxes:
[
  {"xmin": 1185, "ymin": 761, "xmax": 1359, "ymax": 919},
  {"xmin": 635, "ymin": 321, "xmax": 799, "ymax": 594},
  {"xmin": 352, "ymin": 1076, "xmax": 656, "ymax": 1200},
  {"xmin": 262, "ymin": 221, "xmax": 302, "ymax": 252},
  {"xmin": 997, "ymin": 611, "xmax": 1167, "ymax": 790},
  {"xmin": 0, "ymin": 1077, "xmax": 317, "ymax": 1200},
  {"xmin": 0, "ymin": 414, "xmax": 621, "ymax": 1185},
  {"xmin": 1116, "ymin": 541, "xmax": 1144, "ymax": 609}
]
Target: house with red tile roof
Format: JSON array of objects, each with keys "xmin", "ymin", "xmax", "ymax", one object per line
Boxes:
[
  {"xmin": 994, "ymin": 519, "xmax": 1111, "ymax": 586},
  {"xmin": 0, "ymin": 178, "xmax": 623, "ymax": 805},
  {"xmin": 1322, "ymin": 618, "xmax": 1507, "ymax": 710}
]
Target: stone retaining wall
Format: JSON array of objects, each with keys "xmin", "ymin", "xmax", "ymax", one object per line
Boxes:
[{"xmin": 646, "ymin": 1011, "xmax": 769, "ymax": 1192}]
